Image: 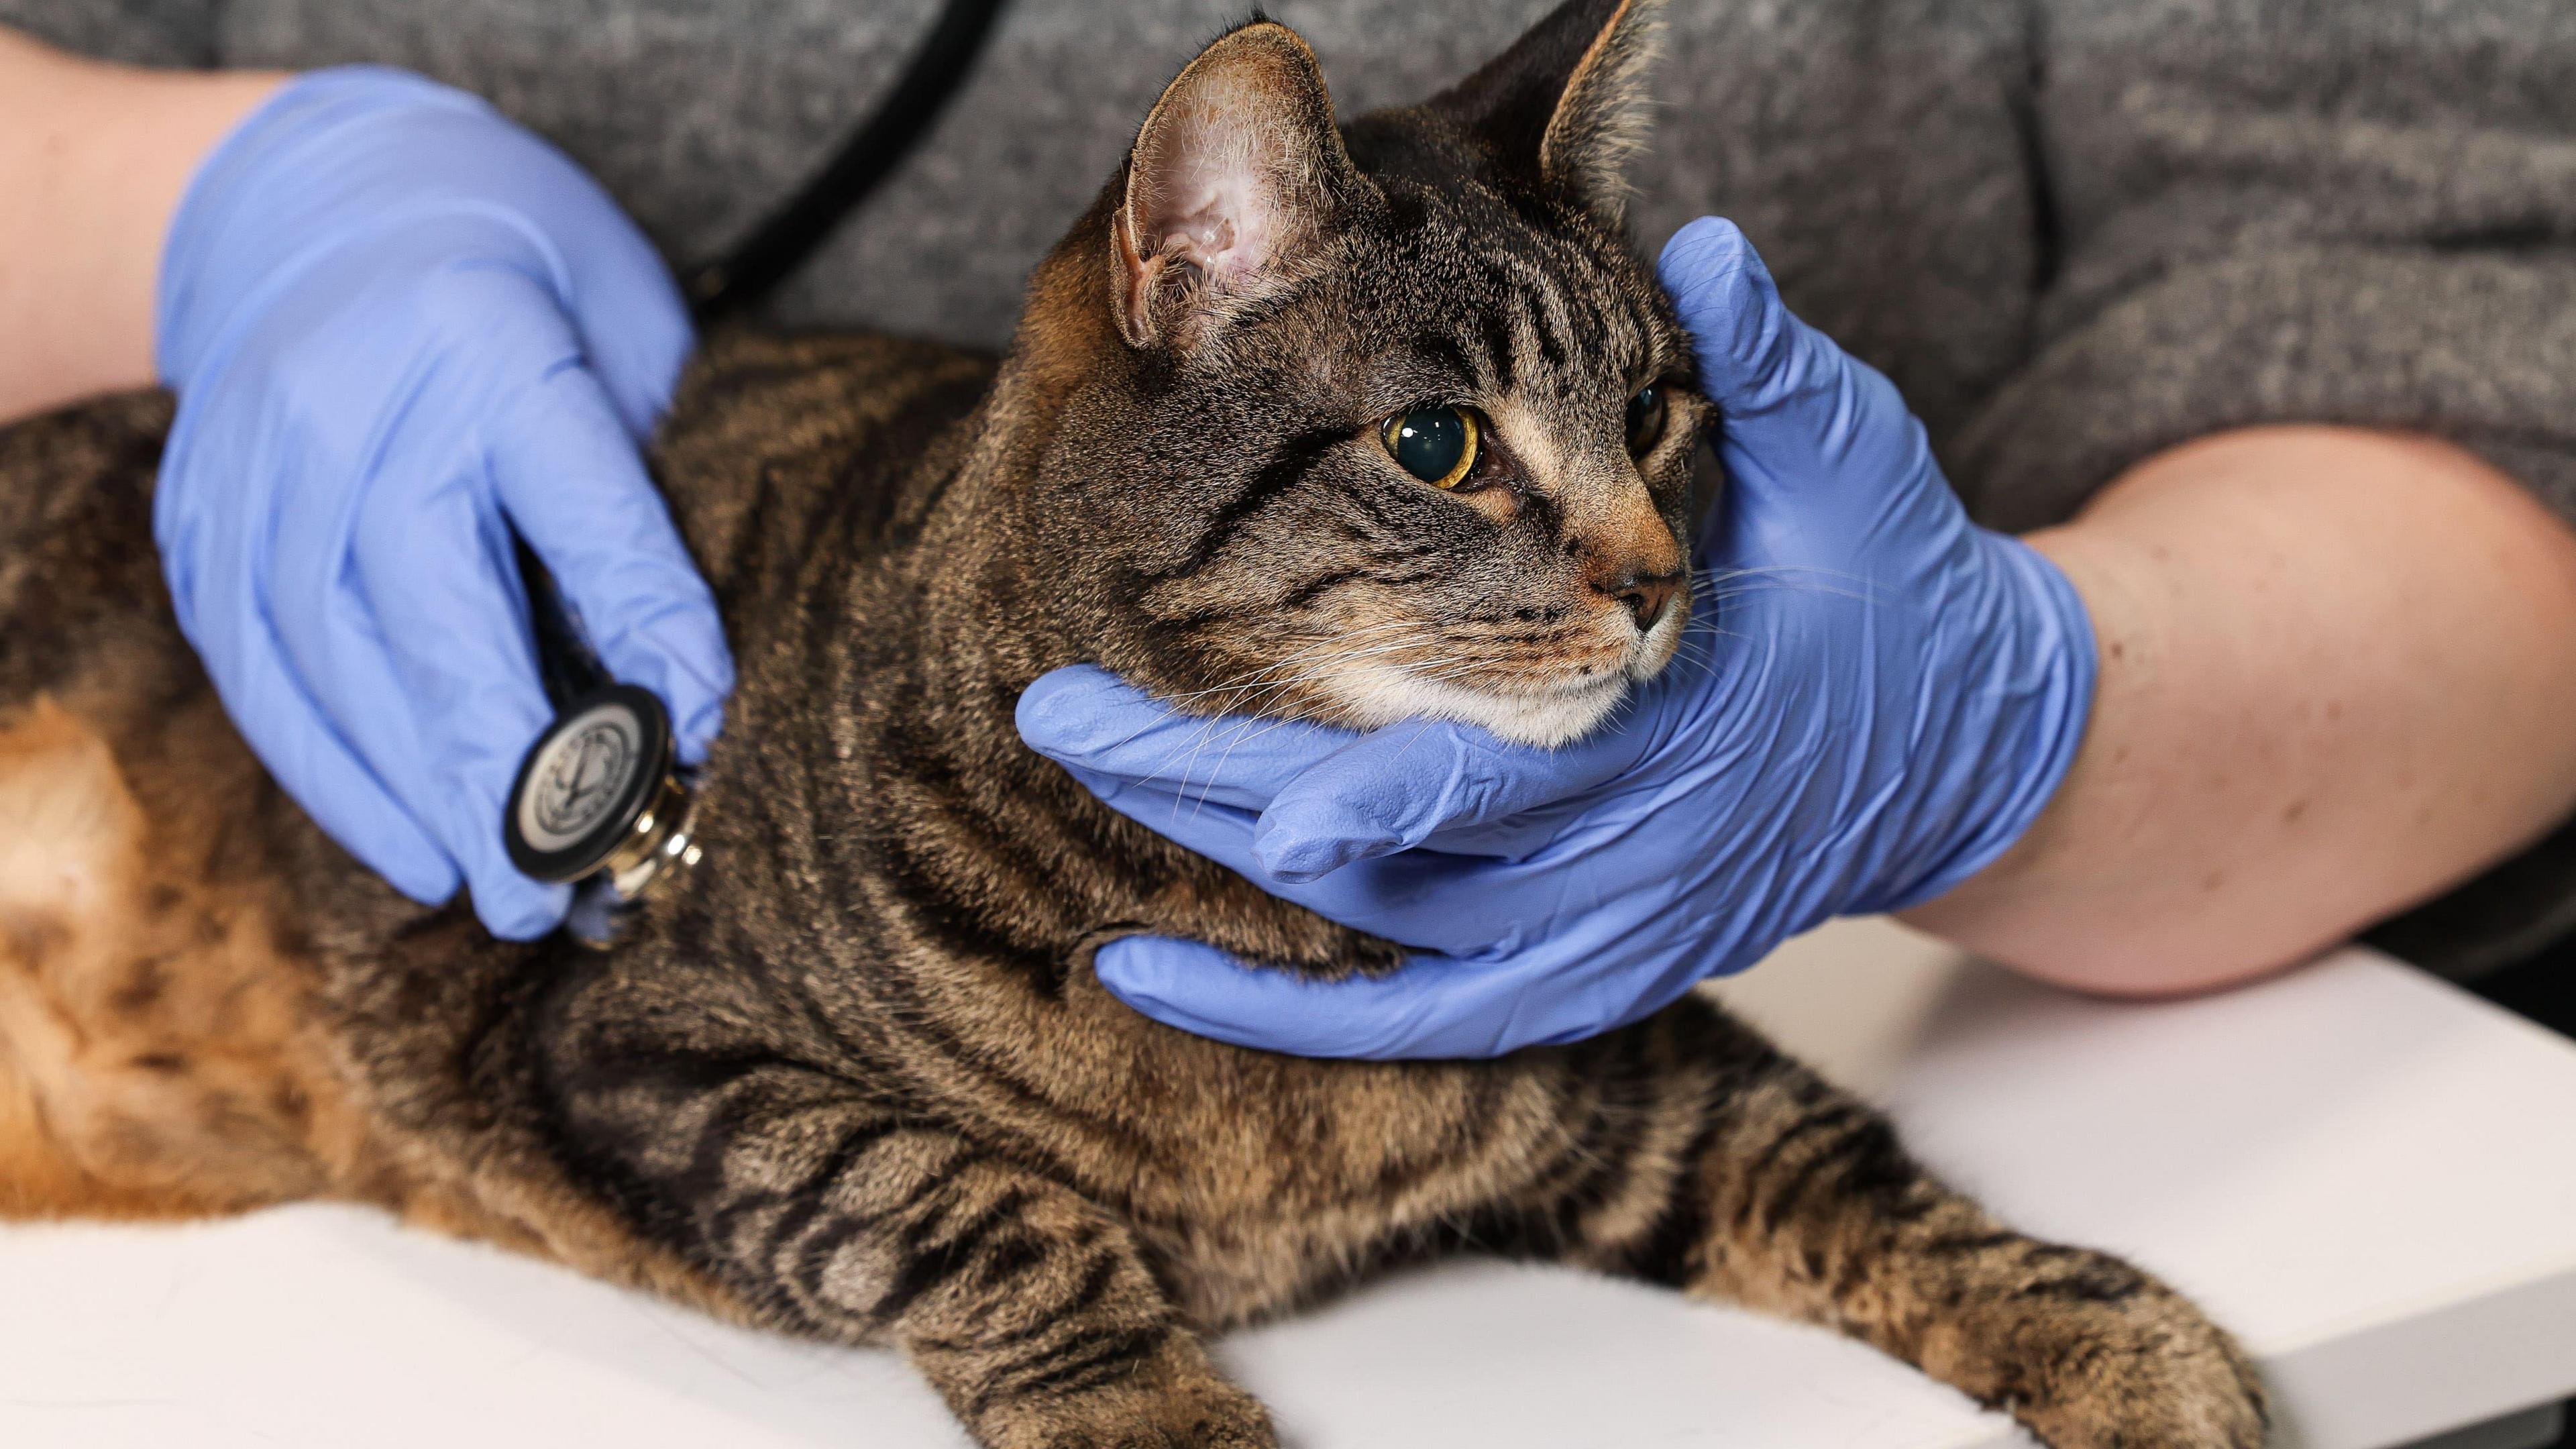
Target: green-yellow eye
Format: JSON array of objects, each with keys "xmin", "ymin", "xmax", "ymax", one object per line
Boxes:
[
  {"xmin": 1625, "ymin": 382, "xmax": 1668, "ymax": 455},
  {"xmin": 1380, "ymin": 406, "xmax": 1480, "ymax": 490}
]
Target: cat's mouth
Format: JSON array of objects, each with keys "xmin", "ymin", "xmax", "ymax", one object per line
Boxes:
[{"xmin": 1307, "ymin": 595, "xmax": 1687, "ymax": 747}]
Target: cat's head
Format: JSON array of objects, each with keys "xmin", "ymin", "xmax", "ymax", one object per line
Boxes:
[{"xmin": 1012, "ymin": 0, "xmax": 1705, "ymax": 746}]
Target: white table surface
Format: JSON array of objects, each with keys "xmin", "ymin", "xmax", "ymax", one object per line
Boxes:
[{"xmin": 4, "ymin": 918, "xmax": 2575, "ymax": 1449}]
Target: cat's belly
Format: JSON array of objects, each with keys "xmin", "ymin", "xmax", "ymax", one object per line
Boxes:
[{"xmin": 0, "ymin": 694, "xmax": 345, "ymax": 1218}]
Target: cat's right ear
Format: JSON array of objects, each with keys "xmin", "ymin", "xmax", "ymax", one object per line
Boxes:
[
  {"xmin": 1112, "ymin": 21, "xmax": 1356, "ymax": 350},
  {"xmin": 1430, "ymin": 0, "xmax": 1665, "ymax": 225}
]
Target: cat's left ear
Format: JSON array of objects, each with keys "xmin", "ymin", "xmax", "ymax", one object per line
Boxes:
[
  {"xmin": 1112, "ymin": 20, "xmax": 1358, "ymax": 350},
  {"xmin": 1432, "ymin": 0, "xmax": 1666, "ymax": 224}
]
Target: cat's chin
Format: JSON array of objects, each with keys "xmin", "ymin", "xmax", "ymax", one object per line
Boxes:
[
  {"xmin": 1313, "ymin": 663, "xmax": 1634, "ymax": 748},
  {"xmin": 1308, "ymin": 606, "xmax": 1686, "ymax": 747}
]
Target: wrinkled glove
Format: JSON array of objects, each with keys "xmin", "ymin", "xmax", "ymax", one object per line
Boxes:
[
  {"xmin": 1015, "ymin": 217, "xmax": 2095, "ymax": 1058},
  {"xmin": 156, "ymin": 67, "xmax": 731, "ymax": 938}
]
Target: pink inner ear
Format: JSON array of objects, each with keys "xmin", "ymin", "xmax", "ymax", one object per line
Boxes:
[
  {"xmin": 1116, "ymin": 23, "xmax": 1348, "ymax": 344},
  {"xmin": 1134, "ymin": 82, "xmax": 1295, "ymax": 289},
  {"xmin": 1153, "ymin": 177, "xmax": 1273, "ymax": 287}
]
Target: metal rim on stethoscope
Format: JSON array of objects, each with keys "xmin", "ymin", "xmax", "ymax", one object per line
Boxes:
[{"xmin": 503, "ymin": 683, "xmax": 674, "ymax": 884}]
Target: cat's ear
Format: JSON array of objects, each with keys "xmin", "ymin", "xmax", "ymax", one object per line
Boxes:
[
  {"xmin": 1432, "ymin": 0, "xmax": 1665, "ymax": 223},
  {"xmin": 1112, "ymin": 20, "xmax": 1356, "ymax": 349}
]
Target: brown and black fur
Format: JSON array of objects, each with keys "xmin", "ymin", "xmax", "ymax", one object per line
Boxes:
[{"xmin": 0, "ymin": 4, "xmax": 2265, "ymax": 1445}]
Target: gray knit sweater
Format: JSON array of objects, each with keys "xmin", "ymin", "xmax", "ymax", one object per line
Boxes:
[{"xmin": 15, "ymin": 0, "xmax": 2576, "ymax": 975}]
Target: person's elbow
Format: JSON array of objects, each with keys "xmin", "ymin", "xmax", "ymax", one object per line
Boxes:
[
  {"xmin": 1900, "ymin": 885, "xmax": 2359, "ymax": 1000},
  {"xmin": 1978, "ymin": 930, "xmax": 2328, "ymax": 1000}
]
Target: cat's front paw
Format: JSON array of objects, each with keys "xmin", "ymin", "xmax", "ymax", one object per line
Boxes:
[
  {"xmin": 2012, "ymin": 1332, "xmax": 2266, "ymax": 1448},
  {"xmin": 1966, "ymin": 1248, "xmax": 2267, "ymax": 1449},
  {"xmin": 1021, "ymin": 1383, "xmax": 1277, "ymax": 1449},
  {"xmin": 971, "ymin": 1336, "xmax": 1279, "ymax": 1449}
]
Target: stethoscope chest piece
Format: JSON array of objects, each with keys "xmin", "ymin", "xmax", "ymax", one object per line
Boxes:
[{"xmin": 504, "ymin": 683, "xmax": 701, "ymax": 946}]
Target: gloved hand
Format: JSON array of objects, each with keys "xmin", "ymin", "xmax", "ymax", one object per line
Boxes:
[
  {"xmin": 1016, "ymin": 217, "xmax": 2096, "ymax": 1058},
  {"xmin": 156, "ymin": 67, "xmax": 731, "ymax": 938}
]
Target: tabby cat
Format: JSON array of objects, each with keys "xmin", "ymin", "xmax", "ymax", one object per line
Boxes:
[{"xmin": 0, "ymin": 2, "xmax": 2266, "ymax": 1444}]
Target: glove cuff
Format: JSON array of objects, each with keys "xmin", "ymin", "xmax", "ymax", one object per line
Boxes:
[
  {"xmin": 1860, "ymin": 529, "xmax": 2100, "ymax": 914},
  {"xmin": 156, "ymin": 66, "xmax": 651, "ymax": 396},
  {"xmin": 159, "ymin": 68, "xmax": 479, "ymax": 388}
]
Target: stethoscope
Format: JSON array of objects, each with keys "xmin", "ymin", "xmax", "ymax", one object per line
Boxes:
[
  {"xmin": 498, "ymin": 0, "xmax": 1008, "ymax": 947},
  {"xmin": 502, "ymin": 548, "xmax": 702, "ymax": 948}
]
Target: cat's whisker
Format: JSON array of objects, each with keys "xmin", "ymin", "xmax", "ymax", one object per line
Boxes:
[
  {"xmin": 1149, "ymin": 626, "xmax": 1453, "ymax": 709},
  {"xmin": 1156, "ymin": 655, "xmax": 1486, "ymax": 786},
  {"xmin": 1146, "ymin": 648, "xmax": 1477, "ymax": 800},
  {"xmin": 1666, "ymin": 640, "xmax": 1719, "ymax": 671},
  {"xmin": 1072, "ymin": 629, "xmax": 1458, "ymax": 767},
  {"xmin": 1173, "ymin": 633, "xmax": 1479, "ymax": 710},
  {"xmin": 1688, "ymin": 563, "xmax": 1878, "ymax": 606},
  {"xmin": 1144, "ymin": 645, "xmax": 1580, "ymax": 808}
]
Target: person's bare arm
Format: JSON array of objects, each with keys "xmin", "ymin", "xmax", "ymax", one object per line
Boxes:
[
  {"xmin": 1903, "ymin": 425, "xmax": 2576, "ymax": 994},
  {"xmin": 0, "ymin": 26, "xmax": 283, "ymax": 423}
]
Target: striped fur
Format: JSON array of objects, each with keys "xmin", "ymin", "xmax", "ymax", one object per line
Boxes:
[{"xmin": 0, "ymin": 3, "xmax": 2262, "ymax": 1445}]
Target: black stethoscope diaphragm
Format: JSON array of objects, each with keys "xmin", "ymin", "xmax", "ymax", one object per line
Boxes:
[
  {"xmin": 503, "ymin": 682, "xmax": 702, "ymax": 946},
  {"xmin": 506, "ymin": 683, "xmax": 674, "ymax": 881}
]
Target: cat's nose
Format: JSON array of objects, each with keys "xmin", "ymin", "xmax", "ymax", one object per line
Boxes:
[{"xmin": 1605, "ymin": 568, "xmax": 1682, "ymax": 632}]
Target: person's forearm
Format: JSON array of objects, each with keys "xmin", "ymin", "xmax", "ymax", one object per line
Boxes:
[
  {"xmin": 1902, "ymin": 425, "xmax": 2576, "ymax": 994},
  {"xmin": 0, "ymin": 28, "xmax": 283, "ymax": 423}
]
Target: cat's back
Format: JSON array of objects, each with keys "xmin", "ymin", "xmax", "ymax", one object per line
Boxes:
[
  {"xmin": 649, "ymin": 330, "xmax": 998, "ymax": 613},
  {"xmin": 0, "ymin": 391, "xmax": 177, "ymax": 711},
  {"xmin": 0, "ymin": 331, "xmax": 1000, "ymax": 696}
]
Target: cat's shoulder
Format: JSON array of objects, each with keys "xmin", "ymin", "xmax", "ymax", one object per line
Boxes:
[
  {"xmin": 0, "ymin": 388, "xmax": 171, "ymax": 526},
  {"xmin": 667, "ymin": 329, "xmax": 995, "ymax": 438},
  {"xmin": 648, "ymin": 329, "xmax": 999, "ymax": 596}
]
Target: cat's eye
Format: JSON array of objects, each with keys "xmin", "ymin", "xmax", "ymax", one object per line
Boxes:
[
  {"xmin": 1625, "ymin": 382, "xmax": 1668, "ymax": 456},
  {"xmin": 1379, "ymin": 406, "xmax": 1481, "ymax": 490}
]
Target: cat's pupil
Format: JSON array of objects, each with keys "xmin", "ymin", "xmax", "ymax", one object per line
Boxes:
[
  {"xmin": 1381, "ymin": 406, "xmax": 1479, "ymax": 490},
  {"xmin": 1625, "ymin": 383, "xmax": 1666, "ymax": 455}
]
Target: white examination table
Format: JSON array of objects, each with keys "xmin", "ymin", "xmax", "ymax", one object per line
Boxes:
[{"xmin": 2, "ymin": 918, "xmax": 2573, "ymax": 1449}]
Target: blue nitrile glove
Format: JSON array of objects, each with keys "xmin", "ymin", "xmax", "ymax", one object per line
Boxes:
[
  {"xmin": 1015, "ymin": 218, "xmax": 2096, "ymax": 1058},
  {"xmin": 156, "ymin": 68, "xmax": 731, "ymax": 939}
]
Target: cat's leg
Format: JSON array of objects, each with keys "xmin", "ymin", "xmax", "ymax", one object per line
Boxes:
[
  {"xmin": 1511, "ymin": 1000, "xmax": 2265, "ymax": 1449},
  {"xmin": 545, "ymin": 1037, "xmax": 1275, "ymax": 1449}
]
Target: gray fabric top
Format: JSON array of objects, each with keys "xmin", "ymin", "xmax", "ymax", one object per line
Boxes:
[{"xmin": 16, "ymin": 0, "xmax": 2576, "ymax": 975}]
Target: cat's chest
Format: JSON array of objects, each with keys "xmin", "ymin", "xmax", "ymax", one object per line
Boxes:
[{"xmin": 689, "ymin": 709, "xmax": 1389, "ymax": 996}]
